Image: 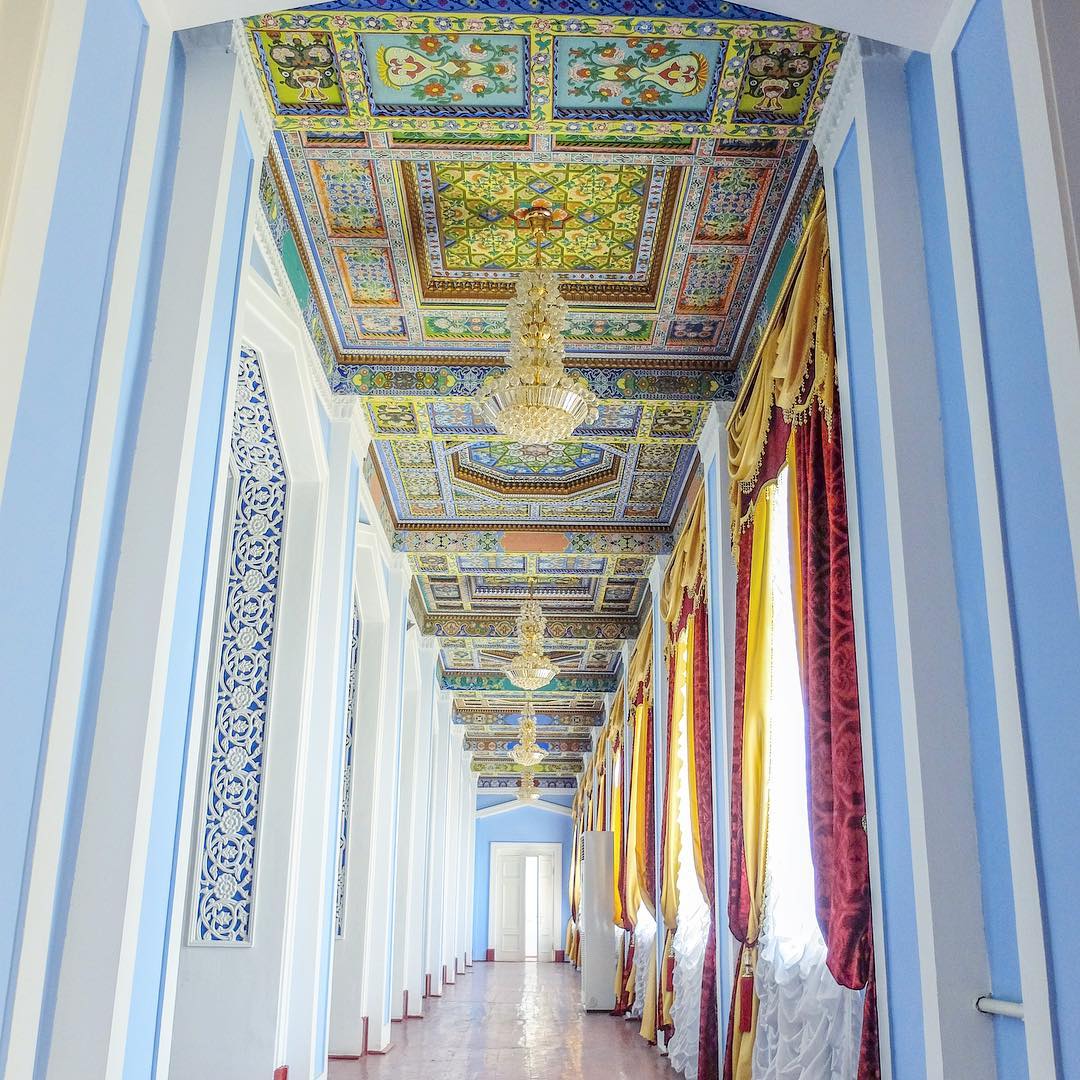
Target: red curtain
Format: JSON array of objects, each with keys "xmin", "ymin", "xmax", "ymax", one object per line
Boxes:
[
  {"xmin": 793, "ymin": 404, "xmax": 878, "ymax": 1076},
  {"xmin": 689, "ymin": 597, "xmax": 719, "ymax": 1080},
  {"xmin": 725, "ymin": 529, "xmax": 755, "ymax": 945},
  {"xmin": 723, "ymin": 527, "xmax": 754, "ymax": 1080}
]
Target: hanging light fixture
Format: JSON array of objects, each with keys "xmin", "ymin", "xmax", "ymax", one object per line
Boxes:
[
  {"xmin": 505, "ymin": 595, "xmax": 558, "ymax": 691},
  {"xmin": 516, "ymin": 767, "xmax": 541, "ymax": 801},
  {"xmin": 510, "ymin": 699, "xmax": 547, "ymax": 768},
  {"xmin": 476, "ymin": 198, "xmax": 599, "ymax": 445}
]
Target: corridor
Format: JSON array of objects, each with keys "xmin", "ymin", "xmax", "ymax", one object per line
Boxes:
[{"xmin": 329, "ymin": 963, "xmax": 674, "ymax": 1080}]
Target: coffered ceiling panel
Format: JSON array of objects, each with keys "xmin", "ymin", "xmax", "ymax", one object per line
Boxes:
[{"xmin": 247, "ymin": 2, "xmax": 835, "ymax": 789}]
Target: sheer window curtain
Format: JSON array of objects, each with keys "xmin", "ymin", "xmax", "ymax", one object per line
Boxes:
[{"xmin": 751, "ymin": 468, "xmax": 863, "ymax": 1080}]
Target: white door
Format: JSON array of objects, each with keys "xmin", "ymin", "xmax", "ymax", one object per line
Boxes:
[
  {"xmin": 537, "ymin": 853, "xmax": 555, "ymax": 961},
  {"xmin": 496, "ymin": 852, "xmax": 526, "ymax": 961}
]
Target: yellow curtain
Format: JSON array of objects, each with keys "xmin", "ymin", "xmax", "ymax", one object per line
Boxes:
[
  {"xmin": 623, "ymin": 612, "xmax": 657, "ymax": 1041},
  {"xmin": 728, "ymin": 482, "xmax": 778, "ymax": 1080},
  {"xmin": 653, "ymin": 486, "xmax": 710, "ymax": 1034},
  {"xmin": 727, "ymin": 191, "xmax": 834, "ymax": 543},
  {"xmin": 658, "ymin": 626, "xmax": 687, "ymax": 1034},
  {"xmin": 659, "ymin": 487, "xmax": 707, "ymax": 625}
]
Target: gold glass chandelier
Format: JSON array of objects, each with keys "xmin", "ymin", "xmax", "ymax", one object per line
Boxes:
[
  {"xmin": 505, "ymin": 597, "xmax": 558, "ymax": 691},
  {"xmin": 510, "ymin": 700, "xmax": 547, "ymax": 768},
  {"xmin": 476, "ymin": 198, "xmax": 599, "ymax": 445},
  {"xmin": 516, "ymin": 767, "xmax": 541, "ymax": 801}
]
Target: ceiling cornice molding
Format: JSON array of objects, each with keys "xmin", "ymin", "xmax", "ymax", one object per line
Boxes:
[
  {"xmin": 813, "ymin": 38, "xmax": 859, "ymax": 170},
  {"xmin": 231, "ymin": 18, "xmax": 274, "ymax": 157},
  {"xmin": 251, "ymin": 208, "xmax": 334, "ymax": 418}
]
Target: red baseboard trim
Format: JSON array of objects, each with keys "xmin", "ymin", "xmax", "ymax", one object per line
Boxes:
[
  {"xmin": 328, "ymin": 1055, "xmax": 361, "ymax": 1061},
  {"xmin": 273, "ymin": 1068, "xmax": 288, "ymax": 1080}
]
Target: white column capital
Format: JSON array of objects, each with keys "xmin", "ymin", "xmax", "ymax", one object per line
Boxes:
[{"xmin": 697, "ymin": 403, "xmax": 726, "ymax": 472}]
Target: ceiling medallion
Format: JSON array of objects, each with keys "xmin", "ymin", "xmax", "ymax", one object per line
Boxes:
[
  {"xmin": 516, "ymin": 767, "xmax": 541, "ymax": 801},
  {"xmin": 476, "ymin": 198, "xmax": 599, "ymax": 445},
  {"xmin": 510, "ymin": 700, "xmax": 547, "ymax": 768},
  {"xmin": 505, "ymin": 597, "xmax": 559, "ymax": 691}
]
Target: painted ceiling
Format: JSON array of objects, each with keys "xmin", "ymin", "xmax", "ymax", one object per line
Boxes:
[{"xmin": 246, "ymin": 2, "xmax": 835, "ymax": 788}]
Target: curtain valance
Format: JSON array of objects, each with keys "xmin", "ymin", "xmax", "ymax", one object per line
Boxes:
[
  {"xmin": 727, "ymin": 191, "xmax": 835, "ymax": 546},
  {"xmin": 660, "ymin": 486, "xmax": 708, "ymax": 627}
]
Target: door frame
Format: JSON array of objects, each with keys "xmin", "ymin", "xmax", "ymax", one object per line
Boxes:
[{"xmin": 488, "ymin": 841, "xmax": 563, "ymax": 961}]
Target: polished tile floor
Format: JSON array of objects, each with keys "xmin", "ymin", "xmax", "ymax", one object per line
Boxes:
[{"xmin": 328, "ymin": 961, "xmax": 675, "ymax": 1080}]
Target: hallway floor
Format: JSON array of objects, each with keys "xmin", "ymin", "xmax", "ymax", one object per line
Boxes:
[{"xmin": 329, "ymin": 961, "xmax": 676, "ymax": 1080}]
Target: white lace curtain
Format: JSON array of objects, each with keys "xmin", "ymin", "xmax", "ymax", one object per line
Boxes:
[{"xmin": 751, "ymin": 468, "xmax": 863, "ymax": 1080}]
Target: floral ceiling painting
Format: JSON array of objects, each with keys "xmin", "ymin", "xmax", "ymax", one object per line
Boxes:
[{"xmin": 245, "ymin": 2, "xmax": 837, "ymax": 787}]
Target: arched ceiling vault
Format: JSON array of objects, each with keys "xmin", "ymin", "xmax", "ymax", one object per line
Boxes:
[{"xmin": 240, "ymin": 0, "xmax": 853, "ymax": 790}]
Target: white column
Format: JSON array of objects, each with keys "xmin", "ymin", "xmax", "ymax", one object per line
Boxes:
[
  {"xmin": 441, "ymin": 727, "xmax": 465, "ymax": 981},
  {"xmin": 279, "ymin": 406, "xmax": 359, "ymax": 1078},
  {"xmin": 457, "ymin": 762, "xmax": 475, "ymax": 971},
  {"xmin": 423, "ymin": 692, "xmax": 453, "ymax": 994},
  {"xmin": 817, "ymin": 39, "xmax": 994, "ymax": 1080},
  {"xmin": 37, "ymin": 29, "xmax": 266, "ymax": 1080},
  {"xmin": 390, "ymin": 635, "xmax": 437, "ymax": 1019},
  {"xmin": 356, "ymin": 561, "xmax": 409, "ymax": 1053},
  {"xmin": 695, "ymin": 404, "xmax": 738, "ymax": 1025},
  {"xmin": 329, "ymin": 528, "xmax": 392, "ymax": 1058}
]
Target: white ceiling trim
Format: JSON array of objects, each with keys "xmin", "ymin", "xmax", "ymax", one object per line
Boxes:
[{"xmin": 476, "ymin": 798, "xmax": 572, "ymax": 819}]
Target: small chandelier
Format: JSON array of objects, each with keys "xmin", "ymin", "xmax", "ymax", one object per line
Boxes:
[
  {"xmin": 476, "ymin": 199, "xmax": 599, "ymax": 445},
  {"xmin": 516, "ymin": 767, "xmax": 541, "ymax": 801},
  {"xmin": 506, "ymin": 597, "xmax": 558, "ymax": 691},
  {"xmin": 510, "ymin": 700, "xmax": 547, "ymax": 768}
]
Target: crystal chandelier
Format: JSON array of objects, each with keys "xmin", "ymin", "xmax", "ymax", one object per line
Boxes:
[
  {"xmin": 505, "ymin": 597, "xmax": 558, "ymax": 691},
  {"xmin": 510, "ymin": 700, "xmax": 547, "ymax": 768},
  {"xmin": 476, "ymin": 199, "xmax": 599, "ymax": 445},
  {"xmin": 516, "ymin": 767, "xmax": 541, "ymax": 801}
]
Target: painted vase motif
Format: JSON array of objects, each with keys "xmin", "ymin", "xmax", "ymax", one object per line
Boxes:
[
  {"xmin": 374, "ymin": 34, "xmax": 520, "ymax": 102},
  {"xmin": 565, "ymin": 39, "xmax": 708, "ymax": 107}
]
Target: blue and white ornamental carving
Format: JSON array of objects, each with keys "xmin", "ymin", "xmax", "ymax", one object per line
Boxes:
[{"xmin": 192, "ymin": 347, "xmax": 287, "ymax": 944}]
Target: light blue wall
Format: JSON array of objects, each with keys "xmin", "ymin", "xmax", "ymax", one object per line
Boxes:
[
  {"xmin": 832, "ymin": 130, "xmax": 925, "ymax": 1078},
  {"xmin": 0, "ymin": 0, "xmax": 147, "ymax": 1069},
  {"xmin": 472, "ymin": 804, "xmax": 574, "ymax": 959},
  {"xmin": 905, "ymin": 48, "xmax": 1026, "ymax": 1078},
  {"xmin": 954, "ymin": 2, "xmax": 1080, "ymax": 1070}
]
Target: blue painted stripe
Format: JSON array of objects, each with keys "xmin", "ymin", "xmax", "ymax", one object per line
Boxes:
[
  {"xmin": 0, "ymin": 0, "xmax": 147, "ymax": 1068},
  {"xmin": 833, "ymin": 128, "xmax": 926, "ymax": 1078},
  {"xmin": 905, "ymin": 48, "xmax": 1027, "ymax": 1078},
  {"xmin": 955, "ymin": 2, "xmax": 1080, "ymax": 1070}
]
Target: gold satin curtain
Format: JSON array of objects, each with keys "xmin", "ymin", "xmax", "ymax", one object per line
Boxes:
[{"xmin": 625, "ymin": 611, "xmax": 657, "ymax": 1041}]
